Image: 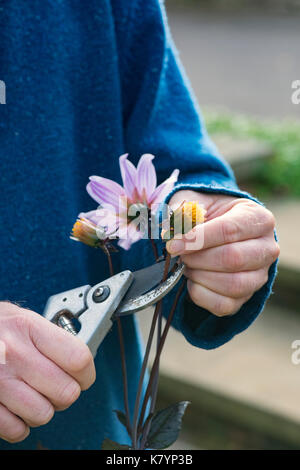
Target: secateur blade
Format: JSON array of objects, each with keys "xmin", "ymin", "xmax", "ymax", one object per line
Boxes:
[{"xmin": 114, "ymin": 256, "xmax": 185, "ymax": 317}]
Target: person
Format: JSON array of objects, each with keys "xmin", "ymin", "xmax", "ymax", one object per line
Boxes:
[{"xmin": 0, "ymin": 0, "xmax": 279, "ymax": 449}]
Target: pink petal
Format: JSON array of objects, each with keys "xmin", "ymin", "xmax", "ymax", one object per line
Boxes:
[
  {"xmin": 96, "ymin": 211, "xmax": 119, "ymax": 236},
  {"xmin": 79, "ymin": 209, "xmax": 103, "ymax": 226},
  {"xmin": 119, "ymin": 154, "xmax": 137, "ymax": 201},
  {"xmin": 116, "ymin": 221, "xmax": 132, "ymax": 250},
  {"xmin": 117, "ymin": 221, "xmax": 143, "ymax": 250},
  {"xmin": 149, "ymin": 169, "xmax": 180, "ymax": 205},
  {"xmin": 100, "ymin": 197, "xmax": 128, "ymax": 215},
  {"xmin": 136, "ymin": 154, "xmax": 157, "ymax": 203},
  {"xmin": 127, "ymin": 220, "xmax": 145, "ymax": 242},
  {"xmin": 86, "ymin": 175, "xmax": 125, "ymax": 210},
  {"xmin": 80, "ymin": 209, "xmax": 119, "ymax": 236},
  {"xmin": 117, "ymin": 237, "xmax": 133, "ymax": 250}
]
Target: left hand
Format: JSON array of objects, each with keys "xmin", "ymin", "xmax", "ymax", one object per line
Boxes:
[{"xmin": 166, "ymin": 190, "xmax": 280, "ymax": 317}]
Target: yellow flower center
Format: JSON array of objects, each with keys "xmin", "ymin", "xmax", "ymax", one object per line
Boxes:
[
  {"xmin": 182, "ymin": 201, "xmax": 205, "ymax": 226},
  {"xmin": 72, "ymin": 219, "xmax": 84, "ymax": 238}
]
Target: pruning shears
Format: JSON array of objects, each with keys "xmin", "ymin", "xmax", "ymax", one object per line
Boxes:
[{"xmin": 43, "ymin": 257, "xmax": 184, "ymax": 358}]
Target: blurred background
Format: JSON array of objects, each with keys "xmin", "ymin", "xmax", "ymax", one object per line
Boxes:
[{"xmin": 138, "ymin": 0, "xmax": 300, "ymax": 449}]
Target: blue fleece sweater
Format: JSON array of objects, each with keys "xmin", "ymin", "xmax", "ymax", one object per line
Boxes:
[{"xmin": 0, "ymin": 0, "xmax": 277, "ymax": 449}]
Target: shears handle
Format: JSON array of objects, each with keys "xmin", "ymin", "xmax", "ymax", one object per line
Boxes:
[{"xmin": 43, "ymin": 271, "xmax": 133, "ymax": 357}]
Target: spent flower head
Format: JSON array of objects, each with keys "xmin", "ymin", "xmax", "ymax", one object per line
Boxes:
[
  {"xmin": 161, "ymin": 201, "xmax": 206, "ymax": 241},
  {"xmin": 71, "ymin": 216, "xmax": 118, "ymax": 252}
]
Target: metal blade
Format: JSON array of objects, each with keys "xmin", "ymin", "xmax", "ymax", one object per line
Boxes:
[
  {"xmin": 119, "ymin": 257, "xmax": 178, "ymax": 303},
  {"xmin": 114, "ymin": 258, "xmax": 184, "ymax": 317}
]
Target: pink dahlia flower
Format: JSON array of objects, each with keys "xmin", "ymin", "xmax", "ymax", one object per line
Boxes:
[{"xmin": 85, "ymin": 153, "xmax": 179, "ymax": 250}]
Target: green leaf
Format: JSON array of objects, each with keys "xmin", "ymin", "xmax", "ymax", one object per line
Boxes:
[
  {"xmin": 101, "ymin": 438, "xmax": 130, "ymax": 450},
  {"xmin": 146, "ymin": 401, "xmax": 190, "ymax": 450},
  {"xmin": 113, "ymin": 409, "xmax": 128, "ymax": 430}
]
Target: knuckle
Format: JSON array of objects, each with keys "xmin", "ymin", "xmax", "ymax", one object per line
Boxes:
[
  {"xmin": 0, "ymin": 301, "xmax": 24, "ymax": 314},
  {"xmin": 56, "ymin": 380, "xmax": 81, "ymax": 408},
  {"xmin": 229, "ymin": 273, "xmax": 246, "ymax": 297},
  {"xmin": 260, "ymin": 269, "xmax": 269, "ymax": 288},
  {"xmin": 212, "ymin": 297, "xmax": 237, "ymax": 317},
  {"xmin": 221, "ymin": 219, "xmax": 240, "ymax": 243},
  {"xmin": 261, "ymin": 208, "xmax": 276, "ymax": 230},
  {"xmin": 222, "ymin": 244, "xmax": 244, "ymax": 271},
  {"xmin": 187, "ymin": 281, "xmax": 201, "ymax": 306},
  {"xmin": 251, "ymin": 273, "xmax": 264, "ymax": 293},
  {"xmin": 271, "ymin": 242, "xmax": 280, "ymax": 261},
  {"xmin": 68, "ymin": 344, "xmax": 93, "ymax": 374},
  {"xmin": 263, "ymin": 241, "xmax": 280, "ymax": 266},
  {"xmin": 181, "ymin": 253, "xmax": 195, "ymax": 268},
  {"xmin": 31, "ymin": 403, "xmax": 54, "ymax": 427},
  {"xmin": 6, "ymin": 426, "xmax": 29, "ymax": 444},
  {"xmin": 245, "ymin": 204, "xmax": 276, "ymax": 233},
  {"xmin": 3, "ymin": 335, "xmax": 26, "ymax": 363},
  {"xmin": 13, "ymin": 312, "xmax": 32, "ymax": 333},
  {"xmin": 243, "ymin": 199, "xmax": 258, "ymax": 208}
]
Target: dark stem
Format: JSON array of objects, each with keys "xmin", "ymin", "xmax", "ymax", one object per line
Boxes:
[
  {"xmin": 154, "ymin": 296, "xmax": 163, "ymax": 406},
  {"xmin": 131, "ymin": 233, "xmax": 160, "ymax": 448},
  {"xmin": 148, "ymin": 210, "xmax": 159, "ymax": 262},
  {"xmin": 104, "ymin": 245, "xmax": 114, "ymax": 277},
  {"xmin": 147, "ymin": 303, "xmax": 162, "ymax": 425},
  {"xmin": 135, "ymin": 252, "xmax": 171, "ymax": 448},
  {"xmin": 157, "ymin": 308, "xmax": 162, "ymax": 351},
  {"xmin": 149, "ymin": 253, "xmax": 171, "ymax": 409},
  {"xmin": 150, "ymin": 253, "xmax": 171, "ymax": 392},
  {"xmin": 138, "ymin": 278, "xmax": 187, "ymax": 449},
  {"xmin": 104, "ymin": 245, "xmax": 131, "ymax": 436},
  {"xmin": 150, "ymin": 251, "xmax": 169, "ymax": 422},
  {"xmin": 116, "ymin": 317, "xmax": 131, "ymax": 435},
  {"xmin": 150, "ymin": 238, "xmax": 159, "ymax": 261},
  {"xmin": 131, "ymin": 300, "xmax": 161, "ymax": 449},
  {"xmin": 162, "ymin": 252, "xmax": 171, "ymax": 280},
  {"xmin": 132, "ymin": 221, "xmax": 171, "ymax": 448}
]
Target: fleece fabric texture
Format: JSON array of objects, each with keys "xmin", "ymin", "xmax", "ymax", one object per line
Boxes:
[{"xmin": 0, "ymin": 0, "xmax": 277, "ymax": 449}]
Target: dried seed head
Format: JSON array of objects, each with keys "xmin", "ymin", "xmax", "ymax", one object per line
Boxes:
[{"xmin": 161, "ymin": 201, "xmax": 206, "ymax": 241}]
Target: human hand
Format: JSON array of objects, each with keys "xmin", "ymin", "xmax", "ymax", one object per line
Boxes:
[
  {"xmin": 166, "ymin": 190, "xmax": 280, "ymax": 317},
  {"xmin": 0, "ymin": 301, "xmax": 96, "ymax": 443}
]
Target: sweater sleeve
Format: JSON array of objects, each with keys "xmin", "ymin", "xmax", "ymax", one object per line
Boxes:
[{"xmin": 113, "ymin": 0, "xmax": 278, "ymax": 349}]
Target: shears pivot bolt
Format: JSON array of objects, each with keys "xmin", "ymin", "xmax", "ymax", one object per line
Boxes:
[{"xmin": 92, "ymin": 285, "xmax": 110, "ymax": 303}]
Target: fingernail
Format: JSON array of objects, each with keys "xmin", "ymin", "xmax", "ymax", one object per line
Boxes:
[{"xmin": 167, "ymin": 239, "xmax": 185, "ymax": 255}]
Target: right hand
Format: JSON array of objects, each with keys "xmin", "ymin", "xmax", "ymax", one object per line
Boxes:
[{"xmin": 0, "ymin": 301, "xmax": 96, "ymax": 443}]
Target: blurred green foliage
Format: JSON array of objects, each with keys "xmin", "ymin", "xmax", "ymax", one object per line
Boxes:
[{"xmin": 203, "ymin": 109, "xmax": 300, "ymax": 198}]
